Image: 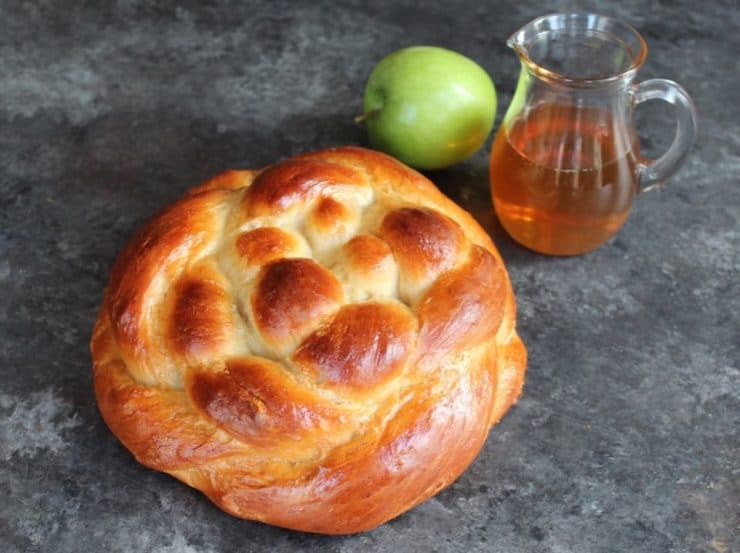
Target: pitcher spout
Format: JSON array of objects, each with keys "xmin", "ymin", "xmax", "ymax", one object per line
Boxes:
[
  {"xmin": 503, "ymin": 13, "xmax": 647, "ymax": 85},
  {"xmin": 505, "ymin": 13, "xmax": 561, "ymax": 60},
  {"xmin": 505, "ymin": 18, "xmax": 536, "ymax": 56}
]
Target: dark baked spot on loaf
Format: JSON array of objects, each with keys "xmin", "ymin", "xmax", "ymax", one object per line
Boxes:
[
  {"xmin": 106, "ymin": 191, "xmax": 229, "ymax": 354},
  {"xmin": 309, "ymin": 197, "xmax": 351, "ymax": 233},
  {"xmin": 169, "ymin": 276, "xmax": 232, "ymax": 358},
  {"xmin": 293, "ymin": 302, "xmax": 416, "ymax": 388},
  {"xmin": 236, "ymin": 227, "xmax": 300, "ymax": 267},
  {"xmin": 342, "ymin": 235, "xmax": 393, "ymax": 274},
  {"xmin": 416, "ymin": 246, "xmax": 506, "ymax": 363},
  {"xmin": 379, "ymin": 208, "xmax": 464, "ymax": 284},
  {"xmin": 245, "ymin": 160, "xmax": 365, "ymax": 216},
  {"xmin": 188, "ymin": 358, "xmax": 337, "ymax": 445},
  {"xmin": 252, "ymin": 258, "xmax": 343, "ymax": 349},
  {"xmin": 93, "ymin": 358, "xmax": 243, "ymax": 470}
]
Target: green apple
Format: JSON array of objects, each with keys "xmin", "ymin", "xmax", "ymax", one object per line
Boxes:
[{"xmin": 361, "ymin": 46, "xmax": 497, "ymax": 170}]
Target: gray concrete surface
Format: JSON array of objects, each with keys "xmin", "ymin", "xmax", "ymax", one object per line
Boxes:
[{"xmin": 0, "ymin": 1, "xmax": 737, "ymax": 552}]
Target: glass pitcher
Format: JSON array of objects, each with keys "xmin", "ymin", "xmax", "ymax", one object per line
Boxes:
[{"xmin": 489, "ymin": 13, "xmax": 697, "ymax": 255}]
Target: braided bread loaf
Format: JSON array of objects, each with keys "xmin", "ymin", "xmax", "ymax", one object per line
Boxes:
[{"xmin": 91, "ymin": 146, "xmax": 526, "ymax": 534}]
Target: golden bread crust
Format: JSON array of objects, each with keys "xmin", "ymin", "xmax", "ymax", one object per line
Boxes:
[{"xmin": 91, "ymin": 146, "xmax": 526, "ymax": 534}]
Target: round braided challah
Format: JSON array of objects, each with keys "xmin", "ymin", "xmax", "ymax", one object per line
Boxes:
[{"xmin": 91, "ymin": 146, "xmax": 526, "ymax": 534}]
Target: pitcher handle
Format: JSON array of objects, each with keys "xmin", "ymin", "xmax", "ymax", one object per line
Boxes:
[{"xmin": 634, "ymin": 79, "xmax": 698, "ymax": 192}]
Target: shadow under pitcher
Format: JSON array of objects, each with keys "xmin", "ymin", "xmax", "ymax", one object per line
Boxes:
[{"xmin": 490, "ymin": 13, "xmax": 698, "ymax": 255}]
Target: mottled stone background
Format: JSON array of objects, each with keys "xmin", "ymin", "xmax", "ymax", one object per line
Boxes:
[{"xmin": 0, "ymin": 1, "xmax": 737, "ymax": 552}]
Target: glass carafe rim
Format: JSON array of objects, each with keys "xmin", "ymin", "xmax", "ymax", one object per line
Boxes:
[{"xmin": 508, "ymin": 13, "xmax": 648, "ymax": 88}]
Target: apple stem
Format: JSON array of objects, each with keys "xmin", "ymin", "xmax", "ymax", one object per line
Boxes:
[{"xmin": 353, "ymin": 109, "xmax": 380, "ymax": 125}]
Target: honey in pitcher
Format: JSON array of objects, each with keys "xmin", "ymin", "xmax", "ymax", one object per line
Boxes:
[{"xmin": 490, "ymin": 103, "xmax": 640, "ymax": 255}]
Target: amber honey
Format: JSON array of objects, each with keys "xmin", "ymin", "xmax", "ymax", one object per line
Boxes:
[{"xmin": 490, "ymin": 103, "xmax": 640, "ymax": 255}]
